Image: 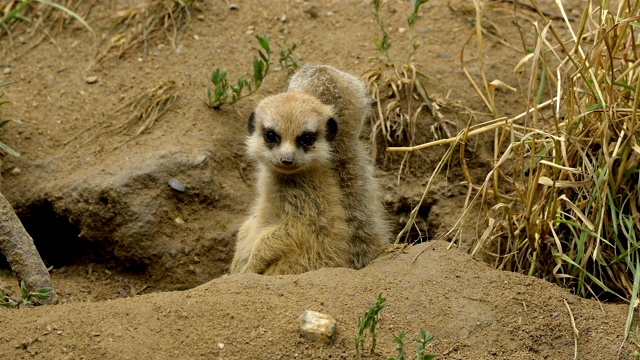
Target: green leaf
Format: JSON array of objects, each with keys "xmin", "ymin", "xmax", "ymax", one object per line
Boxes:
[
  {"xmin": 613, "ymin": 81, "xmax": 636, "ymax": 91},
  {"xmin": 20, "ymin": 280, "xmax": 28, "ymax": 299},
  {"xmin": 0, "ymin": 140, "xmax": 20, "ymax": 157},
  {"xmin": 0, "ymin": 119, "xmax": 22, "ymax": 129},
  {"xmin": 33, "ymin": 0, "xmax": 95, "ymax": 35},
  {"xmin": 0, "ymin": 2, "xmax": 28, "ymax": 28},
  {"xmin": 258, "ymin": 49, "xmax": 269, "ymax": 64},
  {"xmin": 256, "ymin": 34, "xmax": 271, "ymax": 54}
]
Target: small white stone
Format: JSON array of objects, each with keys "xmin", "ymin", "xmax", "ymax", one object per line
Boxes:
[
  {"xmin": 168, "ymin": 177, "xmax": 186, "ymax": 192},
  {"xmin": 85, "ymin": 75, "xmax": 98, "ymax": 84},
  {"xmin": 217, "ymin": 343, "xmax": 225, "ymax": 349},
  {"xmin": 3, "ymin": 67, "xmax": 11, "ymax": 75},
  {"xmin": 298, "ymin": 310, "xmax": 336, "ymax": 344}
]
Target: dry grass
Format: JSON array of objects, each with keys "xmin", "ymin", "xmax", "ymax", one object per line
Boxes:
[
  {"xmin": 364, "ymin": 64, "xmax": 454, "ymax": 169},
  {"xmin": 111, "ymin": 79, "xmax": 177, "ymax": 148},
  {"xmin": 390, "ymin": 2, "xmax": 640, "ymax": 344},
  {"xmin": 362, "ymin": 0, "xmax": 462, "ymax": 176},
  {"xmin": 0, "ymin": 0, "xmax": 95, "ymax": 58},
  {"xmin": 395, "ymin": 0, "xmax": 640, "ymax": 334},
  {"xmin": 95, "ymin": 0, "xmax": 191, "ymax": 62}
]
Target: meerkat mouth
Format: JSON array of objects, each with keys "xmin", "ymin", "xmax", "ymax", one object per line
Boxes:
[{"xmin": 273, "ymin": 163, "xmax": 300, "ymax": 174}]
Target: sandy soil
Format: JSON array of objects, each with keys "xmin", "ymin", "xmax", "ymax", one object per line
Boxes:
[{"xmin": 0, "ymin": 0, "xmax": 635, "ymax": 358}]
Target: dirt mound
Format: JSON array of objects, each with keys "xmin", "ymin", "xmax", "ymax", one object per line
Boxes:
[{"xmin": 1, "ymin": 242, "xmax": 631, "ymax": 359}]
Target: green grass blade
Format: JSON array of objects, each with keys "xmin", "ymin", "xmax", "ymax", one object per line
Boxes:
[{"xmin": 33, "ymin": 0, "xmax": 95, "ymax": 35}]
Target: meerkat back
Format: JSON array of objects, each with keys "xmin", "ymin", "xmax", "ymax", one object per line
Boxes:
[
  {"xmin": 229, "ymin": 92, "xmax": 351, "ymax": 275},
  {"xmin": 287, "ymin": 65, "xmax": 391, "ymax": 269}
]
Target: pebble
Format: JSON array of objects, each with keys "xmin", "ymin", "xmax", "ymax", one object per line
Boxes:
[
  {"xmin": 168, "ymin": 177, "xmax": 186, "ymax": 192},
  {"xmin": 195, "ymin": 154, "xmax": 206, "ymax": 165},
  {"xmin": 229, "ymin": 3, "xmax": 238, "ymax": 10},
  {"xmin": 85, "ymin": 75, "xmax": 98, "ymax": 84},
  {"xmin": 10, "ymin": 167, "xmax": 21, "ymax": 175},
  {"xmin": 298, "ymin": 310, "xmax": 336, "ymax": 344},
  {"xmin": 3, "ymin": 67, "xmax": 11, "ymax": 75},
  {"xmin": 197, "ymin": 14, "xmax": 205, "ymax": 21},
  {"xmin": 280, "ymin": 14, "xmax": 287, "ymax": 23}
]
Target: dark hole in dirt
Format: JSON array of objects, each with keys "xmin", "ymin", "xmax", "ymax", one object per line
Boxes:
[
  {"xmin": 0, "ymin": 200, "xmax": 93, "ymax": 269},
  {"xmin": 386, "ymin": 195, "xmax": 437, "ymax": 243}
]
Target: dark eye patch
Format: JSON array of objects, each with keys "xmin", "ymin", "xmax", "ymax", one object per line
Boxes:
[
  {"xmin": 297, "ymin": 132, "xmax": 317, "ymax": 147},
  {"xmin": 263, "ymin": 129, "xmax": 280, "ymax": 145}
]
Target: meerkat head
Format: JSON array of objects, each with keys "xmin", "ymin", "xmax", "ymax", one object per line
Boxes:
[{"xmin": 246, "ymin": 92, "xmax": 338, "ymax": 175}]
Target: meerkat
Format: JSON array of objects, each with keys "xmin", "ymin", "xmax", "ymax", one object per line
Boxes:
[
  {"xmin": 228, "ymin": 92, "xmax": 351, "ymax": 275},
  {"xmin": 287, "ymin": 65, "xmax": 391, "ymax": 269}
]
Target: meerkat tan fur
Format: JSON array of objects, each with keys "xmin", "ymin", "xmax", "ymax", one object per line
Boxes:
[
  {"xmin": 287, "ymin": 65, "xmax": 391, "ymax": 269},
  {"xmin": 229, "ymin": 92, "xmax": 350, "ymax": 275}
]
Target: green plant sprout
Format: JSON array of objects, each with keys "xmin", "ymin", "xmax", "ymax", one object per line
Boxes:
[
  {"xmin": 371, "ymin": 0, "xmax": 429, "ymax": 64},
  {"xmin": 388, "ymin": 329, "xmax": 406, "ymax": 360},
  {"xmin": 0, "ymin": 280, "xmax": 52, "ymax": 308},
  {"xmin": 406, "ymin": 0, "xmax": 429, "ymax": 64},
  {"xmin": 206, "ymin": 34, "xmax": 272, "ymax": 109},
  {"xmin": 356, "ymin": 293, "xmax": 386, "ymax": 360},
  {"xmin": 388, "ymin": 328, "xmax": 436, "ymax": 360},
  {"xmin": 372, "ymin": 0, "xmax": 392, "ymax": 61},
  {"xmin": 278, "ymin": 38, "xmax": 301, "ymax": 74}
]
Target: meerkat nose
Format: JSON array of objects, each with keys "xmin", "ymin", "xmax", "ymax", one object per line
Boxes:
[{"xmin": 280, "ymin": 155, "xmax": 294, "ymax": 165}]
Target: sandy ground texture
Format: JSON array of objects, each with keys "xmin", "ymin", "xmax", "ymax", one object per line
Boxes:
[
  {"xmin": 0, "ymin": 0, "xmax": 635, "ymax": 358},
  {"xmin": 1, "ymin": 242, "xmax": 633, "ymax": 359}
]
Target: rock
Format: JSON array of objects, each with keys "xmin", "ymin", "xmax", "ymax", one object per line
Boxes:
[
  {"xmin": 297, "ymin": 310, "xmax": 336, "ymax": 344},
  {"xmin": 85, "ymin": 75, "xmax": 98, "ymax": 84},
  {"xmin": 229, "ymin": 3, "xmax": 238, "ymax": 10},
  {"xmin": 168, "ymin": 177, "xmax": 185, "ymax": 192},
  {"xmin": 3, "ymin": 67, "xmax": 11, "ymax": 75}
]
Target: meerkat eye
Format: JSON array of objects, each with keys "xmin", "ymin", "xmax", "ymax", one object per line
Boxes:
[
  {"xmin": 297, "ymin": 132, "xmax": 317, "ymax": 147},
  {"xmin": 263, "ymin": 130, "xmax": 280, "ymax": 144}
]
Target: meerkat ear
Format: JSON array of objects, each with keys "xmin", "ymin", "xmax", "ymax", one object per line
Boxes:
[
  {"xmin": 325, "ymin": 118, "xmax": 338, "ymax": 142},
  {"xmin": 247, "ymin": 112, "xmax": 256, "ymax": 134}
]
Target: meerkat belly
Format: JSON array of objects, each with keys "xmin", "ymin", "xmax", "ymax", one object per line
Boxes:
[{"xmin": 253, "ymin": 182, "xmax": 350, "ymax": 275}]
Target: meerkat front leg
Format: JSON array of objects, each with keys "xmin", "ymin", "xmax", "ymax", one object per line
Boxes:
[
  {"xmin": 241, "ymin": 225, "xmax": 295, "ymax": 274},
  {"xmin": 229, "ymin": 217, "xmax": 255, "ymax": 273}
]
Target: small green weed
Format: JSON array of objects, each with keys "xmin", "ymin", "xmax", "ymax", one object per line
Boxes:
[
  {"xmin": 0, "ymin": 82, "xmax": 21, "ymax": 157},
  {"xmin": 0, "ymin": 280, "xmax": 52, "ymax": 308},
  {"xmin": 388, "ymin": 328, "xmax": 436, "ymax": 360},
  {"xmin": 278, "ymin": 38, "xmax": 301, "ymax": 74},
  {"xmin": 371, "ymin": 0, "xmax": 429, "ymax": 65},
  {"xmin": 372, "ymin": 0, "xmax": 392, "ymax": 61},
  {"xmin": 206, "ymin": 34, "xmax": 272, "ymax": 109},
  {"xmin": 405, "ymin": 0, "xmax": 429, "ymax": 64},
  {"xmin": 356, "ymin": 293, "xmax": 386, "ymax": 360},
  {"xmin": 366, "ymin": 0, "xmax": 449, "ymax": 170}
]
